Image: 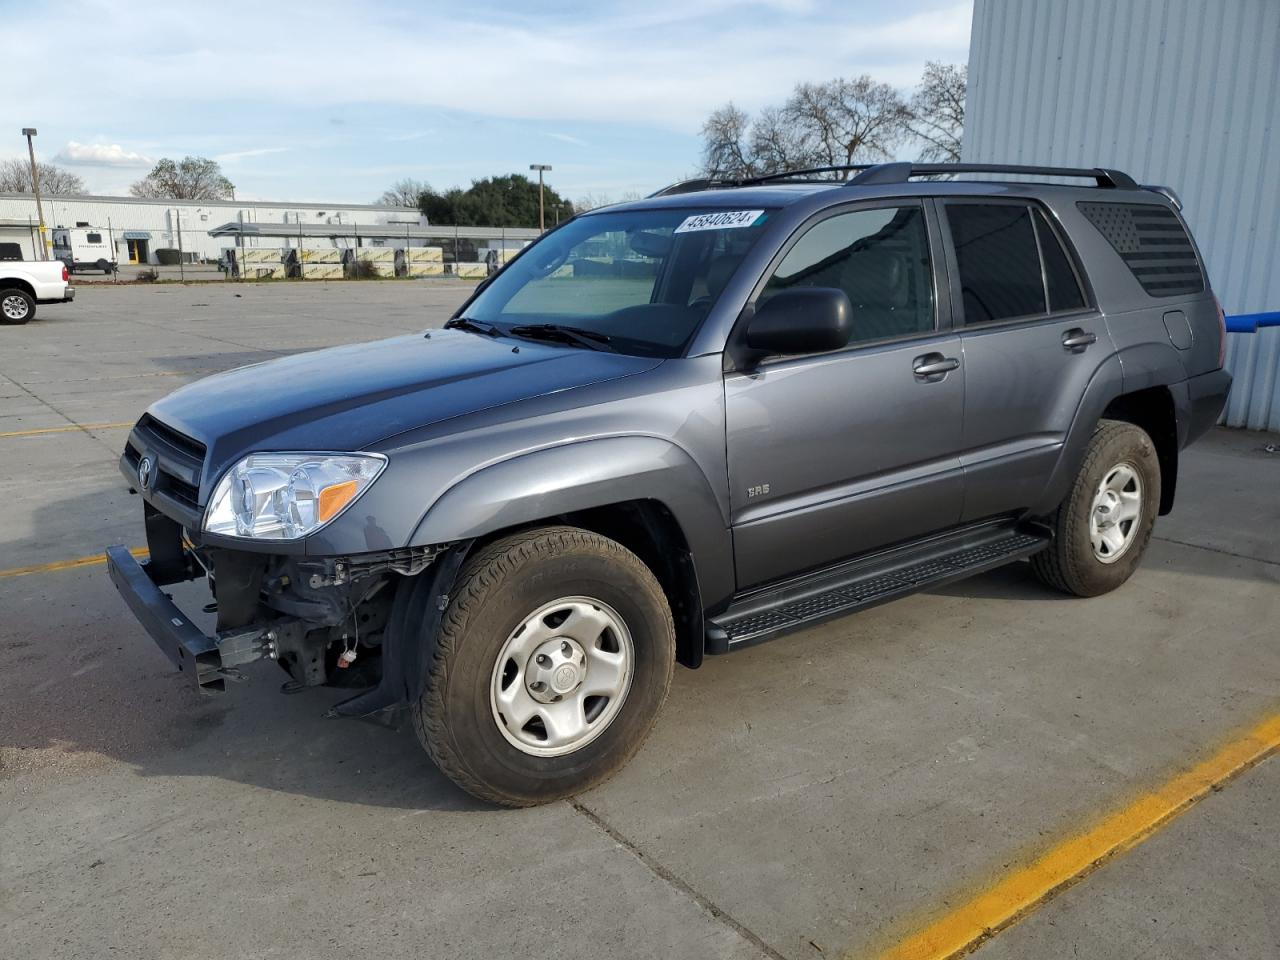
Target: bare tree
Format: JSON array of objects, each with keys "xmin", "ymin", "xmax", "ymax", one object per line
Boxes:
[
  {"xmin": 700, "ymin": 103, "xmax": 760, "ymax": 180},
  {"xmin": 130, "ymin": 156, "xmax": 234, "ymax": 200},
  {"xmin": 0, "ymin": 158, "xmax": 86, "ymax": 195},
  {"xmin": 749, "ymin": 105, "xmax": 819, "ymax": 174},
  {"xmin": 909, "ymin": 62, "xmax": 967, "ymax": 162},
  {"xmin": 784, "ymin": 75, "xmax": 910, "ymax": 174},
  {"xmin": 698, "ymin": 76, "xmax": 912, "ymax": 180},
  {"xmin": 377, "ymin": 177, "xmax": 432, "ymax": 206},
  {"xmin": 574, "ymin": 193, "xmax": 613, "ymax": 212}
]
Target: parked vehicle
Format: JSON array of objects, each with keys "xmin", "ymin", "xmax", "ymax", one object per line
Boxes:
[
  {"xmin": 1, "ymin": 255, "xmax": 74, "ymax": 324},
  {"xmin": 107, "ymin": 163, "xmax": 1230, "ymax": 805},
  {"xmin": 52, "ymin": 225, "xmax": 116, "ymax": 274}
]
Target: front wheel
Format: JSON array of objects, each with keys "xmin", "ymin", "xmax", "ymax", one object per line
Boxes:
[
  {"xmin": 1031, "ymin": 420, "xmax": 1161, "ymax": 597},
  {"xmin": 414, "ymin": 526, "xmax": 675, "ymax": 806},
  {"xmin": 1, "ymin": 288, "xmax": 35, "ymax": 324}
]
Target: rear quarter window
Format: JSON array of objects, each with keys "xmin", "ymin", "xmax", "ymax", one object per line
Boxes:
[{"xmin": 1076, "ymin": 201, "xmax": 1203, "ymax": 297}]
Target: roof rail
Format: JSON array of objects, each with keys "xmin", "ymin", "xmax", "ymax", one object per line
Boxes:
[
  {"xmin": 740, "ymin": 164, "xmax": 877, "ymax": 185},
  {"xmin": 847, "ymin": 163, "xmax": 1137, "ymax": 189},
  {"xmin": 648, "ymin": 178, "xmax": 722, "ymax": 198}
]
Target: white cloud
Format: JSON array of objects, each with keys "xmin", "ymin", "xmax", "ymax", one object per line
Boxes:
[
  {"xmin": 6, "ymin": 1, "xmax": 972, "ymax": 133},
  {"xmin": 546, "ymin": 132, "xmax": 590, "ymax": 148},
  {"xmin": 214, "ymin": 147, "xmax": 290, "ymax": 163},
  {"xmin": 55, "ymin": 141, "xmax": 153, "ymax": 167}
]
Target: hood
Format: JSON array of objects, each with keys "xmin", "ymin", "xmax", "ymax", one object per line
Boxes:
[{"xmin": 146, "ymin": 329, "xmax": 662, "ymax": 478}]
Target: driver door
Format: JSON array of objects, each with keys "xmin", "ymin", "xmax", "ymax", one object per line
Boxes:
[{"xmin": 724, "ymin": 202, "xmax": 966, "ymax": 588}]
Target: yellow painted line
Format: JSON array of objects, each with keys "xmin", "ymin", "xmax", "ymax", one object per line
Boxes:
[
  {"xmin": 864, "ymin": 711, "xmax": 1280, "ymax": 960},
  {"xmin": 0, "ymin": 547, "xmax": 147, "ymax": 580},
  {"xmin": 0, "ymin": 421, "xmax": 132, "ymax": 439}
]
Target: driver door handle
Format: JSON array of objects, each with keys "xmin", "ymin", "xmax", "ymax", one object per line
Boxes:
[
  {"xmin": 1062, "ymin": 328, "xmax": 1098, "ymax": 351},
  {"xmin": 913, "ymin": 353, "xmax": 960, "ymax": 380}
]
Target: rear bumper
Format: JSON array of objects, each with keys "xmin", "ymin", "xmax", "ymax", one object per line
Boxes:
[
  {"xmin": 37, "ymin": 285, "xmax": 74, "ymax": 304},
  {"xmin": 1184, "ymin": 367, "xmax": 1232, "ymax": 445},
  {"xmin": 106, "ymin": 544, "xmax": 274, "ymax": 693}
]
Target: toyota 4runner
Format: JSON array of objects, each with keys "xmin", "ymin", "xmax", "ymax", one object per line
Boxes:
[{"xmin": 107, "ymin": 162, "xmax": 1231, "ymax": 806}]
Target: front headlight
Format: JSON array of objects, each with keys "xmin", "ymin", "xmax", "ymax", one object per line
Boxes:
[{"xmin": 203, "ymin": 452, "xmax": 386, "ymax": 540}]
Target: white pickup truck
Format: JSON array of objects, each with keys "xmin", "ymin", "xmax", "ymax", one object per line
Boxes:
[{"xmin": 0, "ymin": 249, "xmax": 75, "ymax": 325}]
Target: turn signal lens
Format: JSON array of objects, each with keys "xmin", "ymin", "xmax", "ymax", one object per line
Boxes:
[{"xmin": 317, "ymin": 479, "xmax": 360, "ymax": 522}]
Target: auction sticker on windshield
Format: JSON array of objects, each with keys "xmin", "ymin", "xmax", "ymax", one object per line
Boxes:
[{"xmin": 674, "ymin": 210, "xmax": 766, "ymax": 233}]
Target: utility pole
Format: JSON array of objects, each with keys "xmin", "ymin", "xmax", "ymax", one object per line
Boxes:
[
  {"xmin": 529, "ymin": 163, "xmax": 552, "ymax": 232},
  {"xmin": 22, "ymin": 128, "xmax": 49, "ymax": 260}
]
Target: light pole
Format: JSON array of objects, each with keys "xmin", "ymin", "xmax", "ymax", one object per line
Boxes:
[
  {"xmin": 529, "ymin": 163, "xmax": 552, "ymax": 232},
  {"xmin": 22, "ymin": 128, "xmax": 49, "ymax": 260}
]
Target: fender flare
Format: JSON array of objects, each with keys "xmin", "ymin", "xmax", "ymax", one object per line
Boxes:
[{"xmin": 408, "ymin": 435, "xmax": 735, "ymax": 608}]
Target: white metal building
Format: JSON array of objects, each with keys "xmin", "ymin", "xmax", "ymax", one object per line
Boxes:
[
  {"xmin": 0, "ymin": 193, "xmax": 424, "ymax": 265},
  {"xmin": 964, "ymin": 0, "xmax": 1280, "ymax": 430}
]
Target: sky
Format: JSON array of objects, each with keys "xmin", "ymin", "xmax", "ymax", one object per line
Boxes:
[{"xmin": 0, "ymin": 0, "xmax": 971, "ymax": 205}]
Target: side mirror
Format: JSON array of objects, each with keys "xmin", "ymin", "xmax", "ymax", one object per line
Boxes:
[{"xmin": 743, "ymin": 287, "xmax": 853, "ymax": 361}]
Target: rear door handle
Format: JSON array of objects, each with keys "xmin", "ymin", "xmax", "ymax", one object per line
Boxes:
[
  {"xmin": 913, "ymin": 353, "xmax": 960, "ymax": 380},
  {"xmin": 1062, "ymin": 328, "xmax": 1098, "ymax": 351}
]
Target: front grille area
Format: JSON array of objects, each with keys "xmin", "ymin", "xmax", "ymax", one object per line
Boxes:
[
  {"xmin": 126, "ymin": 415, "xmax": 207, "ymax": 512},
  {"xmin": 135, "ymin": 414, "xmax": 207, "ymax": 464}
]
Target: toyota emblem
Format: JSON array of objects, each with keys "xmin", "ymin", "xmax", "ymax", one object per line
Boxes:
[{"xmin": 137, "ymin": 456, "xmax": 154, "ymax": 490}]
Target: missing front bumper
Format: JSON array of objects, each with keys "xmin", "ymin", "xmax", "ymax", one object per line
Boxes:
[{"xmin": 105, "ymin": 544, "xmax": 275, "ymax": 693}]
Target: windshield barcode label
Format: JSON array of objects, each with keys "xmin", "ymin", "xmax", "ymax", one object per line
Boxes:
[{"xmin": 673, "ymin": 210, "xmax": 765, "ymax": 233}]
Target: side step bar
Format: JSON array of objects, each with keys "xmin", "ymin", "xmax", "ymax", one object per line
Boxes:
[{"xmin": 706, "ymin": 523, "xmax": 1050, "ymax": 653}]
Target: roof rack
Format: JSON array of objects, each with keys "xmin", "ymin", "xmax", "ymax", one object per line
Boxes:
[
  {"xmin": 648, "ymin": 163, "xmax": 1138, "ymax": 199},
  {"xmin": 847, "ymin": 162, "xmax": 1137, "ymax": 189},
  {"xmin": 648, "ymin": 178, "xmax": 726, "ymax": 198},
  {"xmin": 740, "ymin": 165, "xmax": 877, "ymax": 185}
]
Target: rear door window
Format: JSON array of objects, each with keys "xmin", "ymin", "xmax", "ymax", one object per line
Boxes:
[
  {"xmin": 1033, "ymin": 210, "xmax": 1087, "ymax": 312},
  {"xmin": 944, "ymin": 203, "xmax": 1046, "ymax": 323}
]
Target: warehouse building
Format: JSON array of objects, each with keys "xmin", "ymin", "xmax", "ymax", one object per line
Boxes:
[
  {"xmin": 0, "ymin": 193, "xmax": 425, "ymax": 264},
  {"xmin": 963, "ymin": 0, "xmax": 1280, "ymax": 430}
]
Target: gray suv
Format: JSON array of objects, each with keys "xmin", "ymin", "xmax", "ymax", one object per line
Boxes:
[{"xmin": 107, "ymin": 162, "xmax": 1231, "ymax": 806}]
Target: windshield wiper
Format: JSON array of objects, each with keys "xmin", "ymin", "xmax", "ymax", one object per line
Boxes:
[
  {"xmin": 507, "ymin": 323, "xmax": 617, "ymax": 353},
  {"xmin": 443, "ymin": 316, "xmax": 503, "ymax": 337}
]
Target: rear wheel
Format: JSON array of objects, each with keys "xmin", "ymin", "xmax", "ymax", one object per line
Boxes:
[
  {"xmin": 1031, "ymin": 420, "xmax": 1161, "ymax": 596},
  {"xmin": 97, "ymin": 259, "xmax": 112, "ymax": 274},
  {"xmin": 1, "ymin": 288, "xmax": 34, "ymax": 324},
  {"xmin": 414, "ymin": 526, "xmax": 675, "ymax": 807}
]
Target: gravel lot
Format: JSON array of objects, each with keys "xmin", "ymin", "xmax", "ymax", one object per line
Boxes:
[{"xmin": 2, "ymin": 283, "xmax": 1278, "ymax": 960}]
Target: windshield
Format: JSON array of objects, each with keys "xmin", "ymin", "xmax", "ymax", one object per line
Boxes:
[{"xmin": 459, "ymin": 207, "xmax": 774, "ymax": 357}]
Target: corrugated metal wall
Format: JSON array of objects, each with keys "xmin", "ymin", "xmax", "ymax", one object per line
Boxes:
[{"xmin": 964, "ymin": 0, "xmax": 1280, "ymax": 431}]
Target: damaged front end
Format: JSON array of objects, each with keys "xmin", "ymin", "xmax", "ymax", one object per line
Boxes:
[{"xmin": 106, "ymin": 502, "xmax": 468, "ymax": 720}]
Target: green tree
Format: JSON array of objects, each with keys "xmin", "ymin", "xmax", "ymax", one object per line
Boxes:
[
  {"xmin": 418, "ymin": 174, "xmax": 570, "ymax": 227},
  {"xmin": 130, "ymin": 156, "xmax": 234, "ymax": 200}
]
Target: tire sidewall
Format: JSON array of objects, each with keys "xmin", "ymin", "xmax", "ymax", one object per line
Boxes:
[
  {"xmin": 1063, "ymin": 425, "xmax": 1161, "ymax": 594},
  {"xmin": 1, "ymin": 289, "xmax": 34, "ymax": 325},
  {"xmin": 429, "ymin": 538, "xmax": 673, "ymax": 803}
]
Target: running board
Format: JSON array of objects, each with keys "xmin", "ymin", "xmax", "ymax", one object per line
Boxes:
[{"xmin": 706, "ymin": 523, "xmax": 1050, "ymax": 653}]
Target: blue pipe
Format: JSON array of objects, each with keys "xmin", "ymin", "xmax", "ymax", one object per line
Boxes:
[{"xmin": 1225, "ymin": 311, "xmax": 1280, "ymax": 333}]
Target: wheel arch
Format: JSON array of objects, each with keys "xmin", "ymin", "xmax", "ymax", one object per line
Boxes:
[
  {"xmin": 1032, "ymin": 353, "xmax": 1181, "ymax": 517},
  {"xmin": 1101, "ymin": 385, "xmax": 1178, "ymax": 515},
  {"xmin": 2, "ymin": 279, "xmax": 36, "ymax": 299},
  {"xmin": 408, "ymin": 436, "xmax": 735, "ymax": 666}
]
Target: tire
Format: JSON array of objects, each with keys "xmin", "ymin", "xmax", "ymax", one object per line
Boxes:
[
  {"xmin": 1, "ymin": 288, "xmax": 35, "ymax": 325},
  {"xmin": 97, "ymin": 259, "xmax": 112, "ymax": 274},
  {"xmin": 414, "ymin": 526, "xmax": 675, "ymax": 807},
  {"xmin": 1030, "ymin": 419, "xmax": 1161, "ymax": 597}
]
